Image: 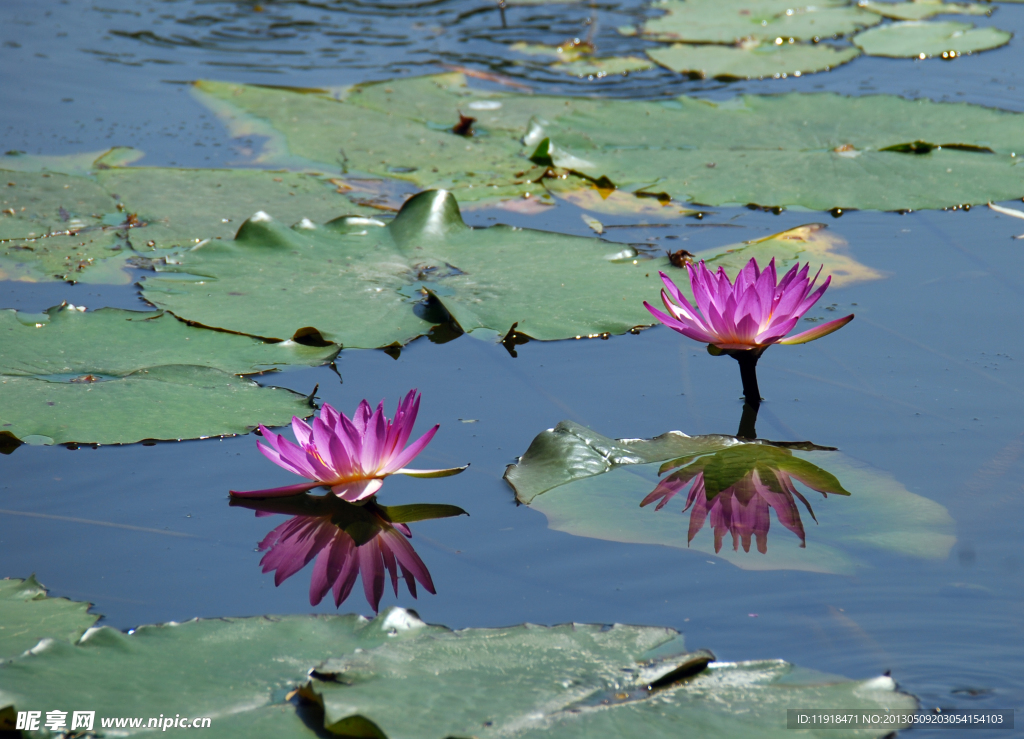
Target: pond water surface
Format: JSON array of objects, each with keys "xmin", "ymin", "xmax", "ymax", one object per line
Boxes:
[{"xmin": 1, "ymin": 1, "xmax": 1023, "ymax": 736}]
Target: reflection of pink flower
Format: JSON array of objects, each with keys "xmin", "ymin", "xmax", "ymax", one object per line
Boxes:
[
  {"xmin": 232, "ymin": 390, "xmax": 465, "ymax": 502},
  {"xmin": 644, "ymin": 257, "xmax": 853, "ymax": 351},
  {"xmin": 642, "ymin": 446, "xmax": 848, "ymax": 554},
  {"xmin": 258, "ymin": 509, "xmax": 434, "ymax": 611}
]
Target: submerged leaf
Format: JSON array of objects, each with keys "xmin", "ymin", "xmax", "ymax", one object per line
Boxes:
[{"xmin": 141, "ymin": 191, "xmax": 880, "ymax": 349}]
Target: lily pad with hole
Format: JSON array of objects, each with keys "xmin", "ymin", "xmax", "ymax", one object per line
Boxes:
[
  {"xmin": 852, "ymin": 19, "xmax": 1012, "ymax": 57},
  {"xmin": 858, "ymin": 0, "xmax": 992, "ymax": 21},
  {"xmin": 505, "ymin": 422, "xmax": 956, "ymax": 575},
  {"xmin": 140, "ymin": 190, "xmax": 880, "ymax": 349},
  {"xmin": 0, "ymin": 366, "xmax": 314, "ymax": 446},
  {"xmin": 0, "ymin": 604, "xmax": 916, "ymax": 738},
  {"xmin": 634, "ymin": 0, "xmax": 882, "ymax": 44},
  {"xmin": 0, "ymin": 576, "xmax": 99, "ymax": 663},
  {"xmin": 647, "ymin": 41, "xmax": 860, "ymax": 79},
  {"xmin": 0, "ymin": 304, "xmax": 337, "ymax": 377},
  {"xmin": 193, "ymin": 73, "xmax": 1024, "ymax": 212}
]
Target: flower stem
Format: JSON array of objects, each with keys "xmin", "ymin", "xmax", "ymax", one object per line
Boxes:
[{"xmin": 731, "ymin": 349, "xmax": 763, "ymax": 410}]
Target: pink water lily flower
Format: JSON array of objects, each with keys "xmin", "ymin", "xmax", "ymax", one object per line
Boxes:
[
  {"xmin": 644, "ymin": 257, "xmax": 853, "ymax": 351},
  {"xmin": 258, "ymin": 508, "xmax": 434, "ymax": 611},
  {"xmin": 231, "ymin": 390, "xmax": 466, "ymax": 502}
]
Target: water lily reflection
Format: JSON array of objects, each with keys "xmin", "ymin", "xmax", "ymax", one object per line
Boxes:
[
  {"xmin": 641, "ymin": 444, "xmax": 850, "ymax": 554},
  {"xmin": 231, "ymin": 494, "xmax": 466, "ymax": 611}
]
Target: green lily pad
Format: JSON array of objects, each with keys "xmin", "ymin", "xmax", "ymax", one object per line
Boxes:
[
  {"xmin": 0, "ymin": 169, "xmax": 133, "ymax": 283},
  {"xmin": 526, "ymin": 92, "xmax": 1024, "ymax": 210},
  {"xmin": 0, "ymin": 366, "xmax": 314, "ymax": 446},
  {"xmin": 0, "ymin": 609, "xmax": 400, "ymax": 737},
  {"xmin": 647, "ymin": 41, "xmax": 860, "ymax": 79},
  {"xmin": 193, "ymin": 73, "xmax": 1024, "ymax": 212},
  {"xmin": 1, "ymin": 153, "xmax": 375, "ymax": 282},
  {"xmin": 505, "ymin": 422, "xmax": 956, "ymax": 575},
  {"xmin": 0, "ymin": 603, "xmax": 916, "ymax": 738},
  {"xmin": 191, "ymin": 75, "xmax": 570, "ymax": 208},
  {"xmin": 97, "ymin": 166, "xmax": 376, "ymax": 252},
  {"xmin": 0, "ymin": 576, "xmax": 99, "ymax": 663},
  {"xmin": 853, "ymin": 20, "xmax": 1012, "ymax": 57},
  {"xmin": 859, "ymin": 0, "xmax": 992, "ymax": 21},
  {"xmin": 308, "ymin": 622, "xmax": 914, "ymax": 739},
  {"xmin": 509, "ymin": 43, "xmax": 655, "ymax": 77},
  {"xmin": 0, "ymin": 304, "xmax": 337, "ymax": 377},
  {"xmin": 634, "ymin": 0, "xmax": 881, "ymax": 44},
  {"xmin": 141, "ymin": 190, "xmax": 880, "ymax": 348}
]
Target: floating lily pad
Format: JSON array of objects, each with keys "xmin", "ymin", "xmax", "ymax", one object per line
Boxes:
[
  {"xmin": 634, "ymin": 0, "xmax": 881, "ymax": 43},
  {"xmin": 510, "ymin": 43, "xmax": 655, "ymax": 76},
  {"xmin": 647, "ymin": 41, "xmax": 860, "ymax": 79},
  {"xmin": 0, "ymin": 304, "xmax": 337, "ymax": 377},
  {"xmin": 853, "ymin": 19, "xmax": 1012, "ymax": 57},
  {"xmin": 859, "ymin": 0, "xmax": 992, "ymax": 21},
  {"xmin": 193, "ymin": 73, "xmax": 1024, "ymax": 212},
  {"xmin": 0, "ymin": 304, "xmax": 328, "ymax": 445},
  {"xmin": 1, "ymin": 154, "xmax": 374, "ymax": 282},
  {"xmin": 0, "ymin": 604, "xmax": 915, "ymax": 739},
  {"xmin": 141, "ymin": 190, "xmax": 879, "ymax": 349},
  {"xmin": 525, "ymin": 92, "xmax": 1024, "ymax": 210},
  {"xmin": 0, "ymin": 366, "xmax": 313, "ymax": 446},
  {"xmin": 506, "ymin": 422, "xmax": 956, "ymax": 575},
  {"xmin": 0, "ymin": 169, "xmax": 132, "ymax": 282},
  {"xmin": 544, "ymin": 177, "xmax": 701, "ymax": 217},
  {"xmin": 0, "ymin": 576, "xmax": 99, "ymax": 663},
  {"xmin": 97, "ymin": 166, "xmax": 376, "ymax": 252},
  {"xmin": 308, "ymin": 629, "xmax": 914, "ymax": 739}
]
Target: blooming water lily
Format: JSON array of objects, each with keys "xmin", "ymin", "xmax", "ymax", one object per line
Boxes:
[
  {"xmin": 641, "ymin": 444, "xmax": 850, "ymax": 554},
  {"xmin": 644, "ymin": 258, "xmax": 853, "ymax": 410},
  {"xmin": 231, "ymin": 390, "xmax": 467, "ymax": 502}
]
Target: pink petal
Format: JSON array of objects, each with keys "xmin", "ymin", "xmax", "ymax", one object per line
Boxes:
[
  {"xmin": 380, "ymin": 425, "xmax": 438, "ymax": 474},
  {"xmin": 291, "ymin": 417, "xmax": 313, "ymax": 448},
  {"xmin": 351, "ymin": 399, "xmax": 373, "ymax": 435},
  {"xmin": 777, "ymin": 314, "xmax": 854, "ymax": 345},
  {"xmin": 259, "ymin": 437, "xmax": 318, "ymax": 479},
  {"xmin": 332, "ymin": 477, "xmax": 384, "ymax": 502},
  {"xmin": 311, "ymin": 417, "xmax": 339, "ymax": 471},
  {"xmin": 332, "ymin": 539, "xmax": 361, "ymax": 607}
]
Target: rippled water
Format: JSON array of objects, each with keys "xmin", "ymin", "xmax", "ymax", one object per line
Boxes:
[{"xmin": 2, "ymin": 0, "xmax": 1023, "ymax": 735}]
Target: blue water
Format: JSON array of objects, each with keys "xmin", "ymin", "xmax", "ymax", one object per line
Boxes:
[{"xmin": 2, "ymin": 1, "xmax": 1023, "ymax": 735}]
